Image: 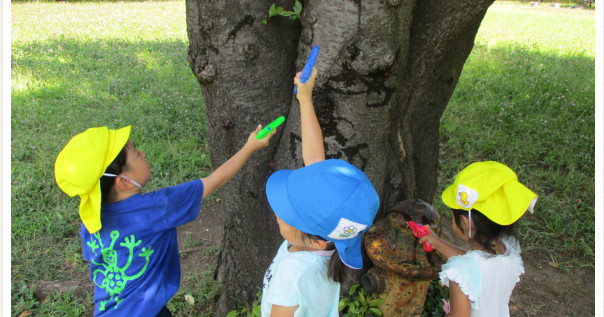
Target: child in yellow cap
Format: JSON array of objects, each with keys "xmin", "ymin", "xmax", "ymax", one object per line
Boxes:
[
  {"xmin": 55, "ymin": 124, "xmax": 275, "ymax": 317},
  {"xmin": 420, "ymin": 161, "xmax": 538, "ymax": 317}
]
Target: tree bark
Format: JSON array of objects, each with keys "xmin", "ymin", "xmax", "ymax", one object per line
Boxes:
[
  {"xmin": 185, "ymin": 1, "xmax": 301, "ymax": 313},
  {"xmin": 186, "ymin": 0, "xmax": 493, "ymax": 314}
]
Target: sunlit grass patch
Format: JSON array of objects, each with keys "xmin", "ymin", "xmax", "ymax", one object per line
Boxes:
[{"xmin": 439, "ymin": 3, "xmax": 594, "ymax": 267}]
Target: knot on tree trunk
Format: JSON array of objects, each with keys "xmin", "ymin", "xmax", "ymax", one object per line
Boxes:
[
  {"xmin": 385, "ymin": 0, "xmax": 402, "ymax": 6},
  {"xmin": 194, "ymin": 56, "xmax": 216, "ymax": 84},
  {"xmin": 243, "ymin": 44, "xmax": 258, "ymax": 60}
]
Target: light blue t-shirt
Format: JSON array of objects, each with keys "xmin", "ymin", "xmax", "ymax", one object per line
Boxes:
[{"xmin": 261, "ymin": 240, "xmax": 340, "ymax": 317}]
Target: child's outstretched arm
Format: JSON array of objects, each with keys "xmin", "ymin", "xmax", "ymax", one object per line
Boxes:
[
  {"xmin": 294, "ymin": 67, "xmax": 325, "ymax": 166},
  {"xmin": 201, "ymin": 125, "xmax": 275, "ymax": 199},
  {"xmin": 420, "ymin": 227, "xmax": 467, "ymax": 259}
]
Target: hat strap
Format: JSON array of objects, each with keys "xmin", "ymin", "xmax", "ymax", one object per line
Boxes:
[
  {"xmin": 468, "ymin": 209, "xmax": 472, "ymax": 239},
  {"xmin": 103, "ymin": 173, "xmax": 142, "ymax": 189}
]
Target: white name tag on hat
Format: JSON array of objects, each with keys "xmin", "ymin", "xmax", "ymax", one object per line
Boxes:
[
  {"xmin": 328, "ymin": 218, "xmax": 367, "ymax": 240},
  {"xmin": 456, "ymin": 184, "xmax": 479, "ymax": 209}
]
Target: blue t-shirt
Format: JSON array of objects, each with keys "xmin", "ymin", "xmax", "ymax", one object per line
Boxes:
[
  {"xmin": 81, "ymin": 179, "xmax": 204, "ymax": 316},
  {"xmin": 261, "ymin": 240, "xmax": 340, "ymax": 317}
]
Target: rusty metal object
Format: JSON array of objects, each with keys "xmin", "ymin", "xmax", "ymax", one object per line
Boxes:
[{"xmin": 363, "ymin": 199, "xmax": 445, "ymax": 316}]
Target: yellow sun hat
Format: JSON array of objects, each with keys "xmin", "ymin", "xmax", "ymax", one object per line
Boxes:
[
  {"xmin": 441, "ymin": 161, "xmax": 537, "ymax": 225},
  {"xmin": 54, "ymin": 126, "xmax": 131, "ymax": 233}
]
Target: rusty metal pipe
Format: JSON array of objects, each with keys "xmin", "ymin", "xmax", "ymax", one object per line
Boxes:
[{"xmin": 363, "ymin": 199, "xmax": 444, "ymax": 316}]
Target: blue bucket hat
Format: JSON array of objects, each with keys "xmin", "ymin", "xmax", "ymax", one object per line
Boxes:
[{"xmin": 266, "ymin": 159, "xmax": 380, "ymax": 269}]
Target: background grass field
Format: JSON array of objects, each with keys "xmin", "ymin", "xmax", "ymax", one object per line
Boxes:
[
  {"xmin": 10, "ymin": 1, "xmax": 595, "ymax": 316},
  {"xmin": 439, "ymin": 4, "xmax": 595, "ymax": 269}
]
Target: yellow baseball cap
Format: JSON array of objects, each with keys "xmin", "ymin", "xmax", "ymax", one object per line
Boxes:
[
  {"xmin": 442, "ymin": 161, "xmax": 537, "ymax": 225},
  {"xmin": 54, "ymin": 126, "xmax": 131, "ymax": 233}
]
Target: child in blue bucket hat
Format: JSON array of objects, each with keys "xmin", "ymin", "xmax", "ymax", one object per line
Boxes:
[
  {"xmin": 261, "ymin": 67, "xmax": 380, "ymax": 317},
  {"xmin": 55, "ymin": 125, "xmax": 275, "ymax": 317}
]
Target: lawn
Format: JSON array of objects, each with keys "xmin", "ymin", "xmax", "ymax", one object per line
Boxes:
[
  {"xmin": 439, "ymin": 3, "xmax": 595, "ymax": 268},
  {"xmin": 11, "ymin": 1, "xmax": 212, "ymax": 315},
  {"xmin": 10, "ymin": 1, "xmax": 595, "ymax": 316}
]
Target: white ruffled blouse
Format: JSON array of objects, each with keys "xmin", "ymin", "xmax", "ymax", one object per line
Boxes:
[{"xmin": 439, "ymin": 236, "xmax": 525, "ymax": 317}]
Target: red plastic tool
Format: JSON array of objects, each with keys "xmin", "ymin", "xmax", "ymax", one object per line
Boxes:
[{"xmin": 407, "ymin": 221, "xmax": 433, "ymax": 252}]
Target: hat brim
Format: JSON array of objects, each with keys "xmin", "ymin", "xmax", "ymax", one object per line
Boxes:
[
  {"xmin": 104, "ymin": 126, "xmax": 131, "ymax": 169},
  {"xmin": 442, "ymin": 184, "xmax": 465, "ymax": 210},
  {"xmin": 482, "ymin": 181, "xmax": 537, "ymax": 225}
]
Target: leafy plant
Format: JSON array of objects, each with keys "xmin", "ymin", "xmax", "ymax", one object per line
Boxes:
[
  {"xmin": 226, "ymin": 290, "xmax": 262, "ymax": 317},
  {"xmin": 422, "ymin": 280, "xmax": 449, "ymax": 317},
  {"xmin": 263, "ymin": 1, "xmax": 302, "ymax": 24},
  {"xmin": 339, "ymin": 284, "xmax": 385, "ymax": 317}
]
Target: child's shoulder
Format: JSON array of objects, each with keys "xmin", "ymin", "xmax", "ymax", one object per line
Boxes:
[
  {"xmin": 444, "ymin": 252, "xmax": 482, "ymax": 273},
  {"xmin": 440, "ymin": 253, "xmax": 482, "ymax": 302},
  {"xmin": 274, "ymin": 249, "xmax": 328, "ymax": 277},
  {"xmin": 280, "ymin": 249, "xmax": 327, "ymax": 267}
]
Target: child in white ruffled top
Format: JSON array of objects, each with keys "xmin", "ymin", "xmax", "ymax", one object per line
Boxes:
[{"xmin": 420, "ymin": 161, "xmax": 538, "ymax": 317}]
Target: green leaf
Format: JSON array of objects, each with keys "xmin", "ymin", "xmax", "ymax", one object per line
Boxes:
[
  {"xmin": 368, "ymin": 298, "xmax": 386, "ymax": 307},
  {"xmin": 268, "ymin": 4, "xmax": 277, "ymax": 17},
  {"xmin": 359, "ymin": 291, "xmax": 366, "ymax": 303},
  {"xmin": 252, "ymin": 305, "xmax": 261, "ymax": 317},
  {"xmin": 293, "ymin": 0, "xmax": 302, "ymax": 15},
  {"xmin": 349, "ymin": 284, "xmax": 360, "ymax": 296},
  {"xmin": 369, "ymin": 307, "xmax": 384, "ymax": 316},
  {"xmin": 226, "ymin": 311, "xmax": 238, "ymax": 317}
]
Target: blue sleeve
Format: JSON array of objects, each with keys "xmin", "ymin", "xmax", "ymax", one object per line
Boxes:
[{"xmin": 149, "ymin": 179, "xmax": 204, "ymax": 230}]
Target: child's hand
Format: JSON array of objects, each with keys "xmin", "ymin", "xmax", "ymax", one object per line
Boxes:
[
  {"xmin": 201, "ymin": 125, "xmax": 276, "ymax": 199},
  {"xmin": 419, "ymin": 226, "xmax": 440, "ymax": 248},
  {"xmin": 294, "ymin": 67, "xmax": 318, "ymax": 102},
  {"xmin": 419, "ymin": 226, "xmax": 467, "ymax": 259},
  {"xmin": 245, "ymin": 124, "xmax": 276, "ymax": 151},
  {"xmin": 442, "ymin": 299, "xmax": 450, "ymax": 314}
]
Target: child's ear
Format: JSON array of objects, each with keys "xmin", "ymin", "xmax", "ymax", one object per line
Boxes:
[
  {"xmin": 311, "ymin": 239, "xmax": 329, "ymax": 250},
  {"xmin": 459, "ymin": 215, "xmax": 470, "ymax": 234},
  {"xmin": 114, "ymin": 175, "xmax": 131, "ymax": 191}
]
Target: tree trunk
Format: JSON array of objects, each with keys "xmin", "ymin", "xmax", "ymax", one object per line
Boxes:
[{"xmin": 186, "ymin": 0, "xmax": 493, "ymax": 314}]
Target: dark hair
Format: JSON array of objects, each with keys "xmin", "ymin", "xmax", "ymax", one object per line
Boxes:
[
  {"xmin": 302, "ymin": 232, "xmax": 347, "ymax": 283},
  {"xmin": 451, "ymin": 208, "xmax": 516, "ymax": 254},
  {"xmin": 100, "ymin": 147, "xmax": 128, "ymax": 204}
]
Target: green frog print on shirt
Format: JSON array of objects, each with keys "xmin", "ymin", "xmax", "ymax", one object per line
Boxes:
[{"xmin": 86, "ymin": 230, "xmax": 154, "ymax": 311}]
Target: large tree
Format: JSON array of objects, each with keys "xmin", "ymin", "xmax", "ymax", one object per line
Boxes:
[{"xmin": 186, "ymin": 0, "xmax": 494, "ymax": 314}]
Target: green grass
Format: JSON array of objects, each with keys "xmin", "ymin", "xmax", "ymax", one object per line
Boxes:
[
  {"xmin": 11, "ymin": 1, "xmax": 595, "ymax": 316},
  {"xmin": 168, "ymin": 266, "xmax": 221, "ymax": 317},
  {"xmin": 439, "ymin": 4, "xmax": 595, "ymax": 268}
]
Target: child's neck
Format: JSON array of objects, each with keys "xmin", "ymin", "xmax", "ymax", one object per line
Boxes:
[
  {"xmin": 106, "ymin": 187, "xmax": 140, "ymax": 204},
  {"xmin": 470, "ymin": 238, "xmax": 506, "ymax": 255},
  {"xmin": 288, "ymin": 245, "xmax": 320, "ymax": 252}
]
